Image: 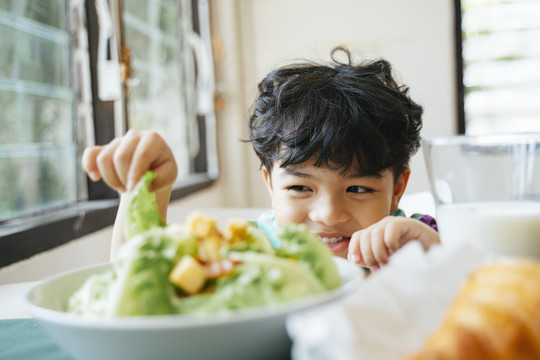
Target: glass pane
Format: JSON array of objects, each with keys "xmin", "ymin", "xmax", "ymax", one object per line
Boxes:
[
  {"xmin": 466, "ymin": 87, "xmax": 540, "ymax": 114},
  {"xmin": 0, "ymin": 0, "xmax": 65, "ymax": 29},
  {"xmin": 464, "ymin": 59, "xmax": 540, "ymax": 87},
  {"xmin": 22, "ymin": 0, "xmax": 66, "ymax": 29},
  {"xmin": 123, "ymin": 0, "xmax": 193, "ymax": 180},
  {"xmin": 18, "ymin": 31, "xmax": 70, "ymax": 86},
  {"xmin": 0, "ymin": 146, "xmax": 77, "ymax": 222},
  {"xmin": 0, "ymin": 24, "xmax": 14, "ymax": 77},
  {"xmin": 462, "ymin": 1, "xmax": 540, "ymax": 32},
  {"xmin": 21, "ymin": 93, "xmax": 74, "ymax": 144},
  {"xmin": 0, "ymin": 1, "xmax": 77, "ymax": 221},
  {"xmin": 0, "ymin": 1, "xmax": 11, "ymax": 11},
  {"xmin": 462, "ymin": 0, "xmax": 540, "ymax": 135},
  {"xmin": 0, "ymin": 89, "xmax": 17, "ymax": 144},
  {"xmin": 464, "ymin": 29, "xmax": 540, "ymax": 61}
]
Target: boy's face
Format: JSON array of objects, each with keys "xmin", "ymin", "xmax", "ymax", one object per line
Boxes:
[{"xmin": 262, "ymin": 159, "xmax": 409, "ymax": 259}]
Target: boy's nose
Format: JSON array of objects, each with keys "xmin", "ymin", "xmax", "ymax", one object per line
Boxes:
[{"xmin": 309, "ymin": 196, "xmax": 350, "ymax": 226}]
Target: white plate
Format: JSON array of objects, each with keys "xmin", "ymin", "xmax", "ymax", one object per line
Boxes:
[{"xmin": 25, "ymin": 257, "xmax": 364, "ymax": 360}]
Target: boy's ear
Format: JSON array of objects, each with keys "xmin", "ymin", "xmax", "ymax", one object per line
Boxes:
[
  {"xmin": 261, "ymin": 167, "xmax": 275, "ymax": 204},
  {"xmin": 391, "ymin": 168, "xmax": 410, "ymax": 212}
]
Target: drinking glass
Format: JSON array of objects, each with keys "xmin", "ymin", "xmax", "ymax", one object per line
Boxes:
[{"xmin": 423, "ymin": 134, "xmax": 540, "ymax": 257}]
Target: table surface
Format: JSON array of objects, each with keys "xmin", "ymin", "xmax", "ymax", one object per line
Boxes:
[
  {"xmin": 0, "ymin": 318, "xmax": 71, "ymax": 360},
  {"xmin": 0, "ymin": 282, "xmax": 72, "ymax": 359},
  {"xmin": 1, "ymin": 282, "xmax": 35, "ymax": 319}
]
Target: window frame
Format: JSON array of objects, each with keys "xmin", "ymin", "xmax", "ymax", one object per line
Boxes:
[
  {"xmin": 455, "ymin": 0, "xmax": 540, "ymax": 135},
  {"xmin": 0, "ymin": 0, "xmax": 216, "ymax": 268},
  {"xmin": 455, "ymin": 0, "xmax": 466, "ymax": 135}
]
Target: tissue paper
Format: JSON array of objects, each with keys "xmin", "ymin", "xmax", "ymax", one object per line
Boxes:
[{"xmin": 287, "ymin": 242, "xmax": 494, "ymax": 360}]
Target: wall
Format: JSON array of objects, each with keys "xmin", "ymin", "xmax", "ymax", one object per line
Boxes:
[{"xmin": 210, "ymin": 0, "xmax": 458, "ymax": 207}]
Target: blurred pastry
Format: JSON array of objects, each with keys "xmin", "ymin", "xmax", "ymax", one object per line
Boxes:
[{"xmin": 408, "ymin": 260, "xmax": 540, "ymax": 359}]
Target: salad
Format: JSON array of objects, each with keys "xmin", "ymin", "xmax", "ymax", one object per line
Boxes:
[{"xmin": 68, "ymin": 171, "xmax": 341, "ymax": 317}]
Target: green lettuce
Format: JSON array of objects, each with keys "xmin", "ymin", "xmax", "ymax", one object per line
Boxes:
[
  {"xmin": 276, "ymin": 224, "xmax": 341, "ymax": 290},
  {"xmin": 112, "ymin": 230, "xmax": 176, "ymax": 316},
  {"xmin": 110, "ymin": 226, "xmax": 199, "ymax": 316},
  {"xmin": 69, "ymin": 226, "xmax": 198, "ymax": 317},
  {"xmin": 124, "ymin": 171, "xmax": 165, "ymax": 240}
]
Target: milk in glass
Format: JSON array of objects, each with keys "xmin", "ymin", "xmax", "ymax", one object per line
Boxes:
[{"xmin": 437, "ymin": 202, "xmax": 540, "ymax": 257}]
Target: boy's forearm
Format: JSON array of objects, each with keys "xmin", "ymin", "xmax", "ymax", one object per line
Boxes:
[
  {"xmin": 109, "ymin": 187, "xmax": 173, "ymax": 261},
  {"xmin": 109, "ymin": 194, "xmax": 128, "ymax": 261}
]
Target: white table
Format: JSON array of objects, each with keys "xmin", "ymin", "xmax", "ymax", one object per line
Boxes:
[{"xmin": 0, "ymin": 282, "xmax": 35, "ymax": 319}]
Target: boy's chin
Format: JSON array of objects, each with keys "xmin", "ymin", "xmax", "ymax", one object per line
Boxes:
[{"xmin": 326, "ymin": 239, "xmax": 350, "ymax": 258}]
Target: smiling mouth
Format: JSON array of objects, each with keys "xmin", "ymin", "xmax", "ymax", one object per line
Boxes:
[
  {"xmin": 319, "ymin": 236, "xmax": 351, "ymax": 254},
  {"xmin": 320, "ymin": 236, "xmax": 347, "ymax": 244}
]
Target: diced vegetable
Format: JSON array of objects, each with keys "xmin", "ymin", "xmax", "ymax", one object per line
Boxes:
[
  {"xmin": 187, "ymin": 212, "xmax": 217, "ymax": 238},
  {"xmin": 169, "ymin": 255, "xmax": 208, "ymax": 295},
  {"xmin": 223, "ymin": 219, "xmax": 248, "ymax": 243}
]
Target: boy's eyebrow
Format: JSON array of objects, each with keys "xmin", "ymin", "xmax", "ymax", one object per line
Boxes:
[
  {"xmin": 347, "ymin": 169, "xmax": 384, "ymax": 179},
  {"xmin": 280, "ymin": 166, "xmax": 383, "ymax": 179},
  {"xmin": 280, "ymin": 167, "xmax": 311, "ymax": 178}
]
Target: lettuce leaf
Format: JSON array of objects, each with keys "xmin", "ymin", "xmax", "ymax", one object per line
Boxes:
[
  {"xmin": 69, "ymin": 226, "xmax": 198, "ymax": 317},
  {"xmin": 124, "ymin": 171, "xmax": 165, "ymax": 240},
  {"xmin": 112, "ymin": 226, "xmax": 199, "ymax": 316},
  {"xmin": 113, "ymin": 245, "xmax": 175, "ymax": 316},
  {"xmin": 276, "ymin": 224, "xmax": 341, "ymax": 290}
]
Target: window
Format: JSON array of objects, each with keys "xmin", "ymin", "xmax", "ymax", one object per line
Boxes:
[
  {"xmin": 0, "ymin": 0, "xmax": 217, "ymax": 268},
  {"xmin": 458, "ymin": 0, "xmax": 540, "ymax": 135},
  {"xmin": 0, "ymin": 0, "xmax": 77, "ymax": 222}
]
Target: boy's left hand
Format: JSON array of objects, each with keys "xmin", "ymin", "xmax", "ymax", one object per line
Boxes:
[{"xmin": 347, "ymin": 216, "xmax": 440, "ymax": 270}]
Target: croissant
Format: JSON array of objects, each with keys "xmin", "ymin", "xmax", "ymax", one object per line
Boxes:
[{"xmin": 407, "ymin": 260, "xmax": 540, "ymax": 360}]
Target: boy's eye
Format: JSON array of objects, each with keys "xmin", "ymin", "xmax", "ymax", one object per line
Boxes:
[
  {"xmin": 287, "ymin": 185, "xmax": 311, "ymax": 192},
  {"xmin": 347, "ymin": 186, "xmax": 374, "ymax": 194}
]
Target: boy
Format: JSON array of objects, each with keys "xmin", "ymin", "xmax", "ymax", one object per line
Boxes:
[{"xmin": 83, "ymin": 47, "xmax": 439, "ymax": 269}]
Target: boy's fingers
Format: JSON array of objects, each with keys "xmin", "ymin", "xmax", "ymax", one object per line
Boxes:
[
  {"xmin": 125, "ymin": 136, "xmax": 156, "ymax": 191},
  {"xmin": 96, "ymin": 139, "xmax": 125, "ymax": 192},
  {"xmin": 82, "ymin": 131, "xmax": 178, "ymax": 194},
  {"xmin": 126, "ymin": 131, "xmax": 177, "ymax": 192},
  {"xmin": 383, "ymin": 220, "xmax": 402, "ymax": 253},
  {"xmin": 359, "ymin": 233, "xmax": 375, "ymax": 267},
  {"xmin": 112, "ymin": 131, "xmax": 141, "ymax": 188},
  {"xmin": 347, "ymin": 233, "xmax": 364, "ymax": 264},
  {"xmin": 82, "ymin": 146, "xmax": 103, "ymax": 181},
  {"xmin": 370, "ymin": 228, "xmax": 389, "ymax": 266},
  {"xmin": 148, "ymin": 159, "xmax": 178, "ymax": 192}
]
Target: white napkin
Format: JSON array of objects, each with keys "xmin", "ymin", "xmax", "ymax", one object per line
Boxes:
[{"xmin": 287, "ymin": 241, "xmax": 495, "ymax": 360}]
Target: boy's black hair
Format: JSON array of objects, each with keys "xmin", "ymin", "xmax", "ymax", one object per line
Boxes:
[{"xmin": 248, "ymin": 46, "xmax": 423, "ymax": 180}]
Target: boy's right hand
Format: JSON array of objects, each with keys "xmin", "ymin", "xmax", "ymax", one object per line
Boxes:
[
  {"xmin": 347, "ymin": 216, "xmax": 440, "ymax": 270},
  {"xmin": 82, "ymin": 130, "xmax": 178, "ymax": 193}
]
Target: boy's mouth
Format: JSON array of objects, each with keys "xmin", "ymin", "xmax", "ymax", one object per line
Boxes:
[{"xmin": 319, "ymin": 235, "xmax": 350, "ymax": 253}]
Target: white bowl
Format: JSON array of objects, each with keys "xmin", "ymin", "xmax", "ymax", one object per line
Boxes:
[{"xmin": 25, "ymin": 257, "xmax": 364, "ymax": 360}]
